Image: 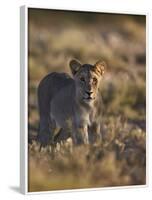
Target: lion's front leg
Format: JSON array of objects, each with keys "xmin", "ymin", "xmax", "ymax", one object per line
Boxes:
[
  {"xmin": 72, "ymin": 125, "xmax": 89, "ymax": 145},
  {"xmin": 88, "ymin": 122, "xmax": 101, "ymax": 144}
]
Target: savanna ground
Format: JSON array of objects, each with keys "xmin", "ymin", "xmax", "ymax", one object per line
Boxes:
[{"xmin": 28, "ymin": 9, "xmax": 146, "ymax": 192}]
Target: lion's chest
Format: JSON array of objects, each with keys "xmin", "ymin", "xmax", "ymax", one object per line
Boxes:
[{"xmin": 74, "ymin": 107, "xmax": 95, "ymax": 128}]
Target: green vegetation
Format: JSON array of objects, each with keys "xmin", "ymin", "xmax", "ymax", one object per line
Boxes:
[{"xmin": 28, "ymin": 9, "xmax": 146, "ymax": 192}]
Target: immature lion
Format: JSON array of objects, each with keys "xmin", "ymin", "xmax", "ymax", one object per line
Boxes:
[{"xmin": 37, "ymin": 59, "xmax": 105, "ymax": 146}]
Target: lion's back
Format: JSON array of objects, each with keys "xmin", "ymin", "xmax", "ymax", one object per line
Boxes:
[{"xmin": 38, "ymin": 72, "xmax": 74, "ymax": 116}]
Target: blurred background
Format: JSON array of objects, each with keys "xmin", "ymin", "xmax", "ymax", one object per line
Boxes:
[{"xmin": 28, "ymin": 8, "xmax": 146, "ymax": 192}]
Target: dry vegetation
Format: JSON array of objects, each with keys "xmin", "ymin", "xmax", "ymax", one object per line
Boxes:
[{"xmin": 28, "ymin": 9, "xmax": 146, "ymax": 192}]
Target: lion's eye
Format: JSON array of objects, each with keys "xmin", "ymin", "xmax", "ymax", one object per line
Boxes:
[
  {"xmin": 93, "ymin": 78, "xmax": 97, "ymax": 83},
  {"xmin": 80, "ymin": 77, "xmax": 85, "ymax": 82}
]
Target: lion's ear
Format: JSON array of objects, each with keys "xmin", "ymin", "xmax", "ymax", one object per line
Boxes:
[
  {"xmin": 69, "ymin": 59, "xmax": 82, "ymax": 75},
  {"xmin": 94, "ymin": 60, "xmax": 106, "ymax": 76}
]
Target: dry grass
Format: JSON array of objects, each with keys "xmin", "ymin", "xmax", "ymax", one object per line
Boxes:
[
  {"xmin": 28, "ymin": 9, "xmax": 146, "ymax": 192},
  {"xmin": 28, "ymin": 117, "xmax": 146, "ymax": 192}
]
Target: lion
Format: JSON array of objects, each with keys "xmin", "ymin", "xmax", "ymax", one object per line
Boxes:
[{"xmin": 37, "ymin": 59, "xmax": 106, "ymax": 146}]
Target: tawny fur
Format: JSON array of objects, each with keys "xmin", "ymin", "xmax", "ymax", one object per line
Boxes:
[{"xmin": 37, "ymin": 59, "xmax": 105, "ymax": 146}]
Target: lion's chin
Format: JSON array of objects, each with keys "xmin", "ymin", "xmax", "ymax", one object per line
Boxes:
[{"xmin": 83, "ymin": 97, "xmax": 95, "ymax": 103}]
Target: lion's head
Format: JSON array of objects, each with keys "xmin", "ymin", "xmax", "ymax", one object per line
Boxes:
[{"xmin": 70, "ymin": 59, "xmax": 106, "ymax": 105}]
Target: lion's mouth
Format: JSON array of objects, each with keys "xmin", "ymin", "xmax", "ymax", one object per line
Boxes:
[{"xmin": 83, "ymin": 97, "xmax": 95, "ymax": 101}]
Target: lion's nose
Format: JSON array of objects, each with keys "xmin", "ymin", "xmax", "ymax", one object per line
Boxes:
[{"xmin": 86, "ymin": 91, "xmax": 93, "ymax": 96}]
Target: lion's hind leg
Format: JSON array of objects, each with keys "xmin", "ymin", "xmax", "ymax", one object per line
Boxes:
[{"xmin": 54, "ymin": 128, "xmax": 71, "ymax": 144}]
